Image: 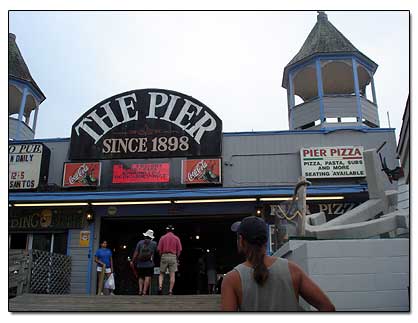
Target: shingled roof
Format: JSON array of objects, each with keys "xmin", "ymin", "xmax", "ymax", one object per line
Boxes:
[
  {"xmin": 9, "ymin": 33, "xmax": 45, "ymax": 101},
  {"xmin": 282, "ymin": 12, "xmax": 378, "ymax": 88}
]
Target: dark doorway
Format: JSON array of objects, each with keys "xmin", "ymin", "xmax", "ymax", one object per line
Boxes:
[{"xmin": 100, "ymin": 214, "xmax": 246, "ymax": 295}]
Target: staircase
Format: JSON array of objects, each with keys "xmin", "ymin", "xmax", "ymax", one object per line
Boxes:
[{"xmin": 9, "ymin": 294, "xmax": 221, "ymax": 312}]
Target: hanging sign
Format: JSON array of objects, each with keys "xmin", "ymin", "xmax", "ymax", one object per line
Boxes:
[
  {"xmin": 8, "ymin": 143, "xmax": 50, "ymax": 190},
  {"xmin": 181, "ymin": 159, "xmax": 222, "ymax": 184},
  {"xmin": 300, "ymin": 146, "xmax": 366, "ymax": 178},
  {"xmin": 112, "ymin": 163, "xmax": 170, "ymax": 184},
  {"xmin": 69, "ymin": 89, "xmax": 222, "ymax": 160},
  {"xmin": 63, "ymin": 162, "xmax": 101, "ymax": 187}
]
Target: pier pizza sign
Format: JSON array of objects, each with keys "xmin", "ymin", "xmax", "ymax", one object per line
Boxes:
[{"xmin": 300, "ymin": 146, "xmax": 366, "ymax": 178}]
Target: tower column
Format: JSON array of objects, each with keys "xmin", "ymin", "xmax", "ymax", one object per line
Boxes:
[
  {"xmin": 371, "ymin": 76, "xmax": 378, "ymax": 106},
  {"xmin": 352, "ymin": 58, "xmax": 363, "ymax": 124},
  {"xmin": 16, "ymin": 86, "xmax": 29, "ymax": 140},
  {"xmin": 32, "ymin": 105, "xmax": 40, "ymax": 134},
  {"xmin": 315, "ymin": 58, "xmax": 325, "ymax": 125},
  {"xmin": 288, "ymin": 71, "xmax": 295, "ymax": 129}
]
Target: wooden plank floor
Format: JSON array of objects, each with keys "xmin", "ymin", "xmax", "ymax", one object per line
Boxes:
[{"xmin": 9, "ymin": 293, "xmax": 222, "ymax": 312}]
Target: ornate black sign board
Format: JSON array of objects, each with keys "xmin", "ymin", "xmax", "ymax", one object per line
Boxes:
[{"xmin": 69, "ymin": 89, "xmax": 222, "ymax": 160}]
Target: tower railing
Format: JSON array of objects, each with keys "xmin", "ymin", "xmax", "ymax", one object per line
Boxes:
[
  {"xmin": 291, "ymin": 94, "xmax": 379, "ymax": 130},
  {"xmin": 9, "ymin": 117, "xmax": 35, "ymax": 140}
]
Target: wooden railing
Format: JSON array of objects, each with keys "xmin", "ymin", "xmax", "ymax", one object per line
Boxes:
[{"xmin": 9, "ymin": 249, "xmax": 30, "ymax": 298}]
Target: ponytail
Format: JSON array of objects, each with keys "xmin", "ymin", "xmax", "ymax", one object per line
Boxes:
[{"xmin": 244, "ymin": 242, "xmax": 269, "ymax": 286}]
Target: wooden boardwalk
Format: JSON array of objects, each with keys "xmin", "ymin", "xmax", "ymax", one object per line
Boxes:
[{"xmin": 9, "ymin": 293, "xmax": 222, "ymax": 312}]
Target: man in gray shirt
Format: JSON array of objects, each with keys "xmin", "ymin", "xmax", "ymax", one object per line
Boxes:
[{"xmin": 221, "ymin": 216, "xmax": 335, "ymax": 311}]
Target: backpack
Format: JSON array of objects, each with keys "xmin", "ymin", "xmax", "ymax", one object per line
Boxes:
[{"xmin": 138, "ymin": 240, "xmax": 152, "ymax": 261}]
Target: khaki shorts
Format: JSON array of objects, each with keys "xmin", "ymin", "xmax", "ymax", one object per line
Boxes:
[{"xmin": 160, "ymin": 253, "xmax": 178, "ymax": 273}]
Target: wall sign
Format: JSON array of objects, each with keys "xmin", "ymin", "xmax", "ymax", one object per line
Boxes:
[
  {"xmin": 79, "ymin": 231, "xmax": 90, "ymax": 247},
  {"xmin": 69, "ymin": 89, "xmax": 222, "ymax": 160},
  {"xmin": 63, "ymin": 162, "xmax": 101, "ymax": 187},
  {"xmin": 112, "ymin": 163, "xmax": 170, "ymax": 184},
  {"xmin": 9, "ymin": 143, "xmax": 50, "ymax": 190},
  {"xmin": 267, "ymin": 200, "xmax": 362, "ymax": 223},
  {"xmin": 9, "ymin": 208, "xmax": 85, "ymax": 231},
  {"xmin": 181, "ymin": 159, "xmax": 222, "ymax": 184},
  {"xmin": 300, "ymin": 146, "xmax": 366, "ymax": 178}
]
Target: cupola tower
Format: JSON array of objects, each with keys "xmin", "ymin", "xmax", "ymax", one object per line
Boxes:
[
  {"xmin": 9, "ymin": 33, "xmax": 46, "ymax": 140},
  {"xmin": 282, "ymin": 12, "xmax": 380, "ymax": 130}
]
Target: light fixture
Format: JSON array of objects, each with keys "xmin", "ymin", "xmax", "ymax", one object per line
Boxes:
[
  {"xmin": 91, "ymin": 200, "xmax": 172, "ymax": 206},
  {"xmin": 86, "ymin": 206, "xmax": 94, "ymax": 222},
  {"xmin": 255, "ymin": 207, "xmax": 263, "ymax": 216},
  {"xmin": 196, "ymin": 235, "xmax": 200, "ymax": 240},
  {"xmin": 306, "ymin": 196, "xmax": 344, "ymax": 201},
  {"xmin": 13, "ymin": 202, "xmax": 90, "ymax": 207},
  {"xmin": 259, "ymin": 197, "xmax": 292, "ymax": 202},
  {"xmin": 206, "ymin": 249, "xmax": 210, "ymax": 253},
  {"xmin": 259, "ymin": 196, "xmax": 344, "ymax": 202},
  {"xmin": 174, "ymin": 198, "xmax": 257, "ymax": 204}
]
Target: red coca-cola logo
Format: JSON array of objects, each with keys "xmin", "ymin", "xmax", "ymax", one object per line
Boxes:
[
  {"xmin": 187, "ymin": 160, "xmax": 208, "ymax": 182},
  {"xmin": 69, "ymin": 164, "xmax": 89, "ymax": 184}
]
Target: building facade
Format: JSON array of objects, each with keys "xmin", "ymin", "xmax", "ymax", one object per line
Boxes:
[{"xmin": 9, "ymin": 12, "xmax": 402, "ymax": 296}]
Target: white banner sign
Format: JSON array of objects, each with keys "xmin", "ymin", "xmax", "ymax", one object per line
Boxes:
[
  {"xmin": 9, "ymin": 144, "xmax": 44, "ymax": 189},
  {"xmin": 300, "ymin": 146, "xmax": 366, "ymax": 178}
]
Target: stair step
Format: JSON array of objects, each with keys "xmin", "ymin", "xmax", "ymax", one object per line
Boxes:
[{"xmin": 9, "ymin": 294, "xmax": 222, "ymax": 312}]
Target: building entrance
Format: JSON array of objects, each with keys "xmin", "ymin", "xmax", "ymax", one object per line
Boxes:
[{"xmin": 100, "ymin": 214, "xmax": 246, "ymax": 295}]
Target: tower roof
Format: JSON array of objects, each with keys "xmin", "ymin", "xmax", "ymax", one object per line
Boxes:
[
  {"xmin": 9, "ymin": 33, "xmax": 45, "ymax": 101},
  {"xmin": 282, "ymin": 12, "xmax": 378, "ymax": 88}
]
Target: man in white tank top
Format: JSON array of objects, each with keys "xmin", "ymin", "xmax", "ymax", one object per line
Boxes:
[{"xmin": 221, "ymin": 216, "xmax": 335, "ymax": 311}]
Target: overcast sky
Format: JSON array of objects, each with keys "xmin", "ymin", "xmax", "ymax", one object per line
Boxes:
[{"xmin": 8, "ymin": 11, "xmax": 409, "ymax": 140}]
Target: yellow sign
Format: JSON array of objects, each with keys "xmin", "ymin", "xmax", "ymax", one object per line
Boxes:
[{"xmin": 79, "ymin": 231, "xmax": 90, "ymax": 247}]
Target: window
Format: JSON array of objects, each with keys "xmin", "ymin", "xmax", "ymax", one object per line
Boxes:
[
  {"xmin": 9, "ymin": 233, "xmax": 28, "ymax": 250},
  {"xmin": 31, "ymin": 233, "xmax": 68, "ymax": 255}
]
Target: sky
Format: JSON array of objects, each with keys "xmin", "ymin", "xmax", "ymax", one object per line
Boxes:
[{"xmin": 8, "ymin": 10, "xmax": 409, "ymax": 141}]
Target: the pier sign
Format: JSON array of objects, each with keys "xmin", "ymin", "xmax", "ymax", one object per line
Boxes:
[
  {"xmin": 300, "ymin": 146, "xmax": 366, "ymax": 178},
  {"xmin": 69, "ymin": 89, "xmax": 222, "ymax": 160}
]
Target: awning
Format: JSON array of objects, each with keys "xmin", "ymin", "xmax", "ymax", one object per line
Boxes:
[{"xmin": 9, "ymin": 184, "xmax": 368, "ymax": 203}]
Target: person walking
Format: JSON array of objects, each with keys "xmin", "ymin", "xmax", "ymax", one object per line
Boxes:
[
  {"xmin": 206, "ymin": 249, "xmax": 217, "ymax": 294},
  {"xmin": 157, "ymin": 225, "xmax": 182, "ymax": 295},
  {"xmin": 131, "ymin": 229, "xmax": 157, "ymax": 296},
  {"xmin": 94, "ymin": 240, "xmax": 114, "ymax": 295},
  {"xmin": 221, "ymin": 216, "xmax": 335, "ymax": 311}
]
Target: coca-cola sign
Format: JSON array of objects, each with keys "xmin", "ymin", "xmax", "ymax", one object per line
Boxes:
[
  {"xmin": 63, "ymin": 162, "xmax": 101, "ymax": 187},
  {"xmin": 181, "ymin": 159, "xmax": 221, "ymax": 184}
]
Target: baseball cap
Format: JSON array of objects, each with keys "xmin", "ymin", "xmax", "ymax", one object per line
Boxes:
[{"xmin": 231, "ymin": 216, "xmax": 268, "ymax": 245}]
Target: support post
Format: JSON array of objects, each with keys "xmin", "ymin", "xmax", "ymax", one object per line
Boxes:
[
  {"xmin": 296, "ymin": 176, "xmax": 307, "ymax": 236},
  {"xmin": 371, "ymin": 76, "xmax": 378, "ymax": 106},
  {"xmin": 288, "ymin": 71, "xmax": 295, "ymax": 129},
  {"xmin": 16, "ymin": 86, "xmax": 28, "ymax": 140},
  {"xmin": 315, "ymin": 59, "xmax": 325, "ymax": 124},
  {"xmin": 32, "ymin": 105, "xmax": 39, "ymax": 133},
  {"xmin": 352, "ymin": 58, "xmax": 363, "ymax": 124}
]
